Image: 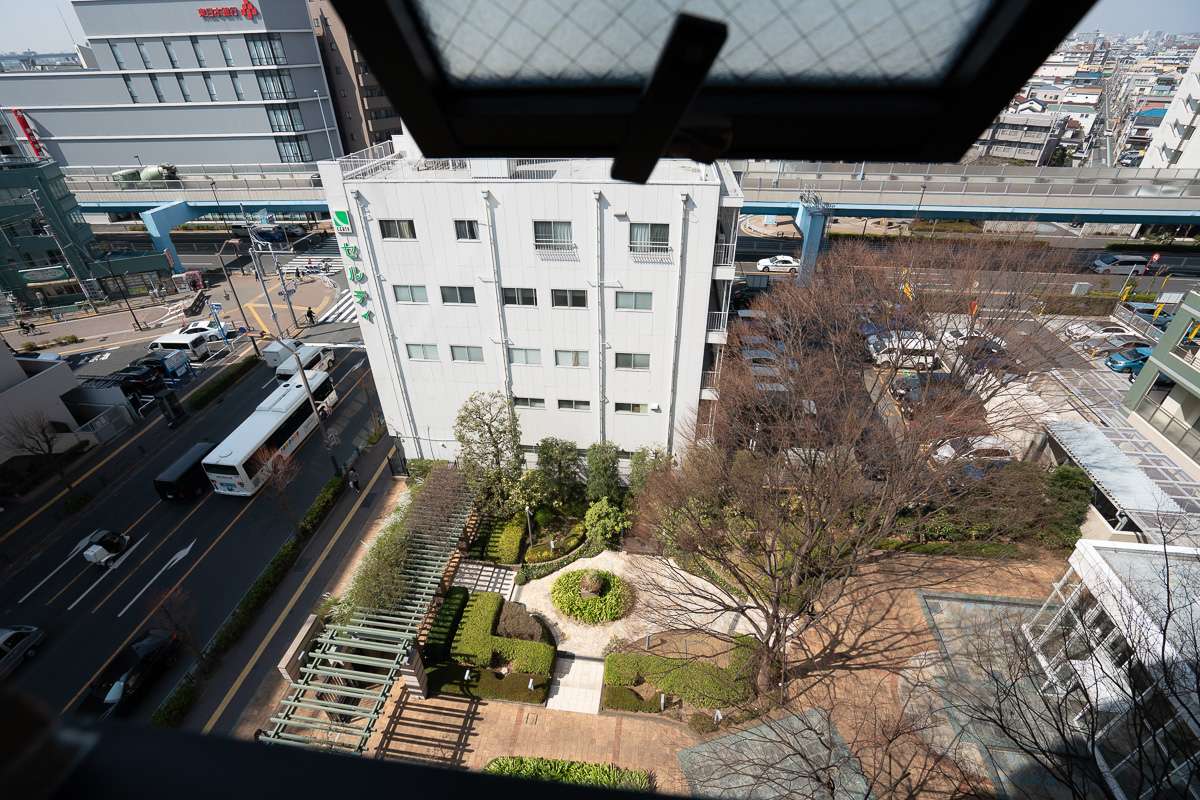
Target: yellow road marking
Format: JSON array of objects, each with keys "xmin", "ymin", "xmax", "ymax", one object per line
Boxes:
[
  {"xmin": 200, "ymin": 447, "xmax": 396, "ymax": 734},
  {"xmin": 44, "ymin": 501, "xmax": 161, "ymax": 606}
]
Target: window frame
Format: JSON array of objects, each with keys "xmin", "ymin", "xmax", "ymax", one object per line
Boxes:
[
  {"xmin": 454, "ymin": 219, "xmax": 480, "ymax": 241},
  {"xmin": 533, "ymin": 220, "xmax": 573, "ymax": 251},
  {"xmin": 615, "ymin": 352, "xmax": 650, "ymax": 370},
  {"xmin": 508, "ymin": 348, "xmax": 542, "ymax": 365},
  {"xmin": 203, "ymin": 73, "xmax": 219, "ymax": 101},
  {"xmin": 379, "ymin": 218, "xmax": 417, "ymax": 240},
  {"xmin": 164, "ymin": 40, "xmax": 180, "ymax": 68},
  {"xmin": 554, "ymin": 349, "xmax": 589, "ymax": 368},
  {"xmin": 405, "ymin": 343, "xmax": 438, "ymax": 360},
  {"xmin": 189, "ymin": 36, "xmax": 206, "ymax": 67},
  {"xmin": 450, "ymin": 345, "xmax": 485, "ymax": 363},
  {"xmin": 440, "ymin": 286, "xmax": 476, "ymax": 305},
  {"xmin": 629, "ymin": 222, "xmax": 670, "ymax": 253},
  {"xmin": 176, "ymin": 74, "xmax": 192, "ymax": 102},
  {"xmin": 615, "ymin": 402, "xmax": 649, "ymax": 414},
  {"xmin": 512, "ymin": 397, "xmax": 546, "ymax": 409},
  {"xmin": 502, "ymin": 287, "xmax": 537, "ymax": 306},
  {"xmin": 109, "ymin": 41, "xmax": 127, "ymax": 70},
  {"xmin": 149, "ymin": 74, "xmax": 166, "ymax": 103},
  {"xmin": 273, "ymin": 135, "xmax": 311, "ymax": 163},
  {"xmin": 558, "ymin": 399, "xmax": 591, "ymax": 411},
  {"xmin": 246, "ymin": 33, "xmax": 287, "ymax": 66},
  {"xmin": 392, "ymin": 284, "xmax": 428, "ymax": 303},
  {"xmin": 615, "ymin": 291, "xmax": 653, "ymax": 310},
  {"xmin": 551, "ymin": 289, "xmax": 588, "ymax": 308}
]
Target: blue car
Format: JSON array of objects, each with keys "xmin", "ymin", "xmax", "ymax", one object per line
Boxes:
[{"xmin": 1105, "ymin": 346, "xmax": 1154, "ymax": 374}]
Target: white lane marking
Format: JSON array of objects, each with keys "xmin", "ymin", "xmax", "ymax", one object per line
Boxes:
[
  {"xmin": 19, "ymin": 533, "xmax": 100, "ymax": 603},
  {"xmin": 118, "ymin": 539, "xmax": 195, "ymax": 618}
]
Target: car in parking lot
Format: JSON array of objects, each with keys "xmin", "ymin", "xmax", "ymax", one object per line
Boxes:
[
  {"xmin": 1105, "ymin": 345, "xmax": 1155, "ymax": 374},
  {"xmin": 756, "ymin": 255, "xmax": 799, "ymax": 273},
  {"xmin": 112, "ymin": 365, "xmax": 165, "ymax": 396},
  {"xmin": 175, "ymin": 320, "xmax": 227, "ymax": 343},
  {"xmin": 0, "ymin": 625, "xmax": 45, "ymax": 680},
  {"xmin": 891, "ymin": 371, "xmax": 968, "ymax": 400},
  {"xmin": 76, "ymin": 629, "xmax": 178, "ymax": 720},
  {"xmin": 1079, "ymin": 335, "xmax": 1154, "ymax": 357},
  {"xmin": 932, "ymin": 435, "xmax": 1015, "ymax": 464},
  {"xmin": 1064, "ymin": 320, "xmax": 1135, "ymax": 340},
  {"xmin": 1119, "ymin": 302, "xmax": 1173, "ymax": 328},
  {"xmin": 940, "ymin": 329, "xmax": 1007, "ymax": 351}
]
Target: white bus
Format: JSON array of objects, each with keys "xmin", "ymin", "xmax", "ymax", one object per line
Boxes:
[{"xmin": 202, "ymin": 370, "xmax": 338, "ymax": 496}]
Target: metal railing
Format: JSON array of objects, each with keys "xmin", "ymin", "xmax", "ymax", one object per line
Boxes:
[
  {"xmin": 534, "ymin": 239, "xmax": 576, "ymax": 252},
  {"xmin": 1112, "ymin": 305, "xmax": 1164, "ymax": 342},
  {"xmin": 707, "ymin": 311, "xmax": 728, "ymax": 332},
  {"xmin": 337, "ymin": 139, "xmax": 397, "ymax": 180},
  {"xmin": 701, "ymin": 370, "xmax": 720, "ymax": 389},
  {"xmin": 1135, "ymin": 396, "xmax": 1200, "ymax": 461},
  {"xmin": 713, "ymin": 242, "xmax": 736, "ymax": 267}
]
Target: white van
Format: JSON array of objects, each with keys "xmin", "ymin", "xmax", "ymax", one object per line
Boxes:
[
  {"xmin": 1091, "ymin": 254, "xmax": 1149, "ymax": 275},
  {"xmin": 275, "ymin": 345, "xmax": 334, "ymax": 383},
  {"xmin": 865, "ymin": 331, "xmax": 938, "ymax": 369},
  {"xmin": 147, "ymin": 333, "xmax": 210, "ymax": 361}
]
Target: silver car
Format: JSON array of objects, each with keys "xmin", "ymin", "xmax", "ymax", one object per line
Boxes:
[{"xmin": 0, "ymin": 625, "xmax": 45, "ymax": 680}]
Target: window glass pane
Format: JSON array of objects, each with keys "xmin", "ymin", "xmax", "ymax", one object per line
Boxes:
[
  {"xmin": 441, "ymin": 286, "xmax": 457, "ymax": 303},
  {"xmin": 636, "ymin": 292, "xmax": 652, "ymax": 310},
  {"xmin": 455, "ymin": 220, "xmax": 478, "ymax": 240},
  {"xmin": 616, "ymin": 292, "xmax": 634, "ymax": 309},
  {"xmin": 526, "ymin": 349, "xmax": 541, "ymax": 364},
  {"xmin": 459, "ymin": 286, "xmax": 475, "ymax": 304},
  {"xmin": 137, "ymin": 40, "xmax": 153, "ymax": 69},
  {"xmin": 150, "ymin": 75, "xmax": 166, "ymax": 102},
  {"xmin": 176, "ymin": 75, "xmax": 192, "ymax": 102},
  {"xmin": 469, "ymin": 346, "xmax": 483, "ymax": 361},
  {"xmin": 552, "ymin": 289, "xmax": 567, "ymax": 307},
  {"xmin": 521, "ymin": 288, "xmax": 536, "ymax": 305},
  {"xmin": 571, "ymin": 290, "xmax": 586, "ymax": 308},
  {"xmin": 123, "ymin": 75, "xmax": 139, "ymax": 102},
  {"xmin": 230, "ymin": 72, "xmax": 244, "ymax": 100},
  {"xmin": 411, "ymin": 286, "xmax": 428, "ymax": 302},
  {"xmin": 502, "ymin": 288, "xmax": 516, "ymax": 305},
  {"xmin": 407, "ymin": 343, "xmax": 436, "ymax": 359},
  {"xmin": 399, "ymin": 219, "xmax": 416, "ymax": 239},
  {"xmin": 110, "ymin": 41, "xmax": 126, "ymax": 69},
  {"xmin": 204, "ymin": 74, "xmax": 219, "ymax": 101},
  {"xmin": 220, "ymin": 37, "xmax": 234, "ymax": 66}
]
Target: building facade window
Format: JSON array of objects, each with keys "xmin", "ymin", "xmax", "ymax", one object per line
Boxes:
[
  {"xmin": 149, "ymin": 74, "xmax": 166, "ymax": 103},
  {"xmin": 267, "ymin": 104, "xmax": 305, "ymax": 132},
  {"xmin": 508, "ymin": 348, "xmax": 541, "ymax": 365},
  {"xmin": 109, "ymin": 41, "xmax": 126, "ymax": 69},
  {"xmin": 555, "ymin": 350, "xmax": 589, "ymax": 367},
  {"xmin": 47, "ymin": 178, "xmax": 71, "ymax": 201},
  {"xmin": 335, "ymin": 66, "xmax": 341, "ymax": 75},
  {"xmin": 123, "ymin": 75, "xmax": 140, "ymax": 103},
  {"xmin": 615, "ymin": 353, "xmax": 650, "ymax": 370},
  {"xmin": 379, "ymin": 219, "xmax": 416, "ymax": 239},
  {"xmin": 230, "ymin": 72, "xmax": 245, "ymax": 100},
  {"xmin": 176, "ymin": 75, "xmax": 192, "ymax": 102},
  {"xmin": 405, "ymin": 343, "xmax": 438, "ymax": 360},
  {"xmin": 615, "ymin": 402, "xmax": 648, "ymax": 414},
  {"xmin": 615, "ymin": 291, "xmax": 652, "ymax": 310},
  {"xmin": 629, "ymin": 223, "xmax": 669, "ymax": 253},
  {"xmin": 189, "ymin": 36, "xmax": 206, "ymax": 67},
  {"xmin": 219, "ymin": 37, "xmax": 235, "ymax": 67},
  {"xmin": 204, "ymin": 74, "xmax": 219, "ymax": 101},
  {"xmin": 392, "ymin": 284, "xmax": 428, "ymax": 302},
  {"xmin": 558, "ymin": 399, "xmax": 590, "ymax": 411},
  {"xmin": 68, "ymin": 210, "xmax": 87, "ymax": 227},
  {"xmin": 329, "ymin": 41, "xmax": 338, "ymax": 51},
  {"xmin": 533, "ymin": 220, "xmax": 573, "ymax": 250},
  {"xmin": 246, "ymin": 33, "xmax": 287, "ymax": 66},
  {"xmin": 455, "ymin": 220, "xmax": 479, "ymax": 241},
  {"xmin": 256, "ymin": 70, "xmax": 296, "ymax": 100},
  {"xmin": 512, "ymin": 397, "xmax": 545, "ymax": 408},
  {"xmin": 136, "ymin": 39, "xmax": 153, "ymax": 69},
  {"xmin": 502, "ymin": 287, "xmax": 536, "ymax": 306},
  {"xmin": 441, "ymin": 286, "xmax": 476, "ymax": 304},
  {"xmin": 551, "ymin": 289, "xmax": 587, "ymax": 308},
  {"xmin": 274, "ymin": 135, "xmax": 312, "ymax": 162},
  {"xmin": 451, "ymin": 345, "xmax": 484, "ymax": 362},
  {"xmin": 164, "ymin": 40, "xmax": 180, "ymax": 68}
]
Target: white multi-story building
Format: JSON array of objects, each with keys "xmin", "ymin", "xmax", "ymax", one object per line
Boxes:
[
  {"xmin": 318, "ymin": 135, "xmax": 743, "ymax": 462},
  {"xmin": 1143, "ymin": 49, "xmax": 1200, "ymax": 169}
]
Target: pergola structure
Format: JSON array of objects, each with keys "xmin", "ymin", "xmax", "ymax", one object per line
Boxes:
[{"xmin": 263, "ymin": 467, "xmax": 474, "ymax": 754}]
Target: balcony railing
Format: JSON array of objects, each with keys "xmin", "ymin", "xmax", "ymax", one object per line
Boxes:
[
  {"xmin": 628, "ymin": 243, "xmax": 671, "ymax": 261},
  {"xmin": 707, "ymin": 311, "xmax": 728, "ymax": 332},
  {"xmin": 1135, "ymin": 396, "xmax": 1200, "ymax": 461},
  {"xmin": 534, "ymin": 239, "xmax": 575, "ymax": 252},
  {"xmin": 714, "ymin": 242, "xmax": 736, "ymax": 268},
  {"xmin": 701, "ymin": 370, "xmax": 720, "ymax": 389}
]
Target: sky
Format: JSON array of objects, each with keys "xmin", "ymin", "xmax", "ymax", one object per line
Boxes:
[{"xmin": 2, "ymin": 0, "xmax": 1200, "ymax": 54}]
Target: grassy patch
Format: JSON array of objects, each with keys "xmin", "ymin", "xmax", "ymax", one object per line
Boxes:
[
  {"xmin": 602, "ymin": 685, "xmax": 669, "ymax": 713},
  {"xmin": 469, "ymin": 516, "xmax": 524, "ymax": 564},
  {"xmin": 424, "ymin": 587, "xmax": 469, "ymax": 662},
  {"xmin": 484, "ymin": 756, "xmax": 654, "ymax": 792},
  {"xmin": 427, "ymin": 662, "xmax": 550, "ymax": 704},
  {"xmin": 604, "ymin": 637, "xmax": 755, "ymax": 708},
  {"xmin": 148, "ymin": 681, "xmax": 198, "ymax": 728},
  {"xmin": 550, "ymin": 570, "xmax": 632, "ymax": 624}
]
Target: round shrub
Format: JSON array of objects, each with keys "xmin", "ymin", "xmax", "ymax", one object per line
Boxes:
[
  {"xmin": 550, "ymin": 569, "xmax": 631, "ymax": 624},
  {"xmin": 535, "ymin": 507, "xmax": 554, "ymax": 528}
]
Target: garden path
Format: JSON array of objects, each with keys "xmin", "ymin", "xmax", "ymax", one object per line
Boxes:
[
  {"xmin": 452, "ymin": 560, "xmax": 516, "ymax": 598},
  {"xmin": 511, "ymin": 550, "xmax": 755, "ymax": 657},
  {"xmin": 545, "ymin": 654, "xmax": 605, "ymax": 714}
]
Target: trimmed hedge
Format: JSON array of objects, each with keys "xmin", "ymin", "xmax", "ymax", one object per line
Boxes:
[
  {"xmin": 298, "ymin": 475, "xmax": 345, "ymax": 536},
  {"xmin": 424, "ymin": 587, "xmax": 469, "ymax": 661},
  {"xmin": 148, "ymin": 681, "xmax": 198, "ymax": 728},
  {"xmin": 551, "ymin": 570, "xmax": 632, "ymax": 624},
  {"xmin": 428, "ymin": 662, "xmax": 550, "ymax": 704},
  {"xmin": 450, "ymin": 591, "xmax": 503, "ymax": 666},
  {"xmin": 602, "ymin": 685, "xmax": 667, "ymax": 713},
  {"xmin": 188, "ymin": 354, "xmax": 260, "ymax": 411},
  {"xmin": 407, "ymin": 458, "xmax": 449, "ymax": 482},
  {"xmin": 526, "ymin": 522, "xmax": 586, "ymax": 564},
  {"xmin": 494, "ymin": 516, "xmax": 525, "ymax": 564},
  {"xmin": 210, "ymin": 539, "xmax": 301, "ymax": 656},
  {"xmin": 492, "ymin": 636, "xmax": 556, "ymax": 675},
  {"xmin": 484, "ymin": 757, "xmax": 655, "ymax": 792},
  {"xmin": 604, "ymin": 637, "xmax": 755, "ymax": 709},
  {"xmin": 518, "ymin": 539, "xmax": 604, "ymax": 582}
]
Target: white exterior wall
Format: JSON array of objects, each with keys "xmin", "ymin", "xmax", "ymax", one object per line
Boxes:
[
  {"xmin": 320, "ymin": 154, "xmax": 731, "ymax": 460},
  {"xmin": 1143, "ymin": 50, "xmax": 1200, "ymax": 168}
]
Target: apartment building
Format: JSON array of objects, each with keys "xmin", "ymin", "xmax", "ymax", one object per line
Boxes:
[
  {"xmin": 309, "ymin": 0, "xmax": 402, "ymax": 153},
  {"xmin": 317, "ymin": 135, "xmax": 743, "ymax": 461},
  {"xmin": 1143, "ymin": 49, "xmax": 1200, "ymax": 168},
  {"xmin": 970, "ymin": 111, "xmax": 1065, "ymax": 164}
]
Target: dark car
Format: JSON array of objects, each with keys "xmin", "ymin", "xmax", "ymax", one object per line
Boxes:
[
  {"xmin": 891, "ymin": 372, "xmax": 966, "ymax": 400},
  {"xmin": 76, "ymin": 629, "xmax": 178, "ymax": 720},
  {"xmin": 1129, "ymin": 363, "xmax": 1175, "ymax": 388},
  {"xmin": 112, "ymin": 365, "xmax": 165, "ymax": 396},
  {"xmin": 130, "ymin": 355, "xmax": 173, "ymax": 380}
]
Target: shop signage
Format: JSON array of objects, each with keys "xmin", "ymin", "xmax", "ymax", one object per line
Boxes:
[
  {"xmin": 198, "ymin": 0, "xmax": 258, "ymax": 19},
  {"xmin": 332, "ymin": 210, "xmax": 352, "ymax": 233},
  {"xmin": 20, "ymin": 266, "xmax": 68, "ymax": 283}
]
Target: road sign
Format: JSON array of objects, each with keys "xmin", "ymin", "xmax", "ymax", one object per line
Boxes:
[
  {"xmin": 237, "ymin": 327, "xmax": 247, "ymax": 335},
  {"xmin": 211, "ymin": 302, "xmax": 222, "ymax": 312},
  {"xmin": 277, "ymin": 289, "xmax": 295, "ymax": 296},
  {"xmin": 1152, "ymin": 252, "xmax": 1161, "ymax": 262}
]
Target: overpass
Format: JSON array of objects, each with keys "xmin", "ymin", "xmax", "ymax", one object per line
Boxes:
[{"xmin": 64, "ymin": 158, "xmax": 1200, "ymax": 270}]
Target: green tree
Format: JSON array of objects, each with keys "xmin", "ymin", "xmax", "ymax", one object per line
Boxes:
[
  {"xmin": 454, "ymin": 391, "xmax": 523, "ymax": 517},
  {"xmin": 1047, "ymin": 146, "xmax": 1072, "ymax": 167},
  {"xmin": 511, "ymin": 469, "xmax": 553, "ymax": 512},
  {"xmin": 584, "ymin": 496, "xmax": 627, "ymax": 549},
  {"xmin": 586, "ymin": 440, "xmax": 621, "ymax": 503},
  {"xmin": 628, "ymin": 444, "xmax": 670, "ymax": 496},
  {"xmin": 536, "ymin": 437, "xmax": 581, "ymax": 501}
]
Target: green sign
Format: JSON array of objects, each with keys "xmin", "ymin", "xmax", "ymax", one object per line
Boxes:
[
  {"xmin": 332, "ymin": 210, "xmax": 352, "ymax": 234},
  {"xmin": 20, "ymin": 266, "xmax": 68, "ymax": 283}
]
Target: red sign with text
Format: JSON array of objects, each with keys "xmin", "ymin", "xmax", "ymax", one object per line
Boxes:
[{"xmin": 198, "ymin": 0, "xmax": 258, "ymax": 18}]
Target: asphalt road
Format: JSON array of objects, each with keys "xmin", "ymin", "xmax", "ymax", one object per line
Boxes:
[{"xmin": 0, "ymin": 333, "xmax": 377, "ymax": 724}]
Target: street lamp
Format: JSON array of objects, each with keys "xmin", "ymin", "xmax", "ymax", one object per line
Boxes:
[
  {"xmin": 134, "ymin": 154, "xmax": 142, "ymax": 167},
  {"xmin": 261, "ymin": 334, "xmax": 340, "ymax": 477},
  {"xmin": 525, "ymin": 505, "xmax": 534, "ymax": 548},
  {"xmin": 313, "ymin": 90, "xmax": 335, "ymax": 158},
  {"xmin": 103, "ymin": 252, "xmax": 142, "ymax": 331},
  {"xmin": 912, "ymin": 180, "xmax": 928, "ymax": 236}
]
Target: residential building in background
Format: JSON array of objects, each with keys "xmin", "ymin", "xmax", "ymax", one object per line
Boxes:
[
  {"xmin": 0, "ymin": 0, "xmax": 341, "ymax": 169},
  {"xmin": 319, "ymin": 134, "xmax": 743, "ymax": 461},
  {"xmin": 968, "ymin": 110, "xmax": 1065, "ymax": 165},
  {"xmin": 1143, "ymin": 49, "xmax": 1200, "ymax": 168},
  {"xmin": 309, "ymin": 1, "xmax": 402, "ymax": 153}
]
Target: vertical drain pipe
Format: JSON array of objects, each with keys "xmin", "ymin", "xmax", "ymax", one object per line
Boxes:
[
  {"xmin": 666, "ymin": 192, "xmax": 689, "ymax": 456},
  {"xmin": 595, "ymin": 190, "xmax": 605, "ymax": 443},
  {"xmin": 482, "ymin": 189, "xmax": 513, "ymax": 396}
]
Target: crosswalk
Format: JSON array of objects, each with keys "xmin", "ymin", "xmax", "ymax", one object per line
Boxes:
[{"xmin": 319, "ymin": 290, "xmax": 364, "ymax": 325}]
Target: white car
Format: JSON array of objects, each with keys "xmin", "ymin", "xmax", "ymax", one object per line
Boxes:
[
  {"xmin": 941, "ymin": 328, "xmax": 1008, "ymax": 350},
  {"xmin": 174, "ymin": 320, "xmax": 227, "ymax": 343},
  {"xmin": 0, "ymin": 625, "xmax": 45, "ymax": 680},
  {"xmin": 82, "ymin": 529, "xmax": 130, "ymax": 568},
  {"xmin": 756, "ymin": 255, "xmax": 800, "ymax": 273},
  {"xmin": 1064, "ymin": 320, "xmax": 1134, "ymax": 340},
  {"xmin": 933, "ymin": 436, "xmax": 1015, "ymax": 464}
]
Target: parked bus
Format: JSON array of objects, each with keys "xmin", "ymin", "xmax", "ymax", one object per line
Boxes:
[{"xmin": 201, "ymin": 370, "xmax": 338, "ymax": 496}]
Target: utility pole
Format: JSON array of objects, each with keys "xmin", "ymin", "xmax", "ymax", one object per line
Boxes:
[
  {"xmin": 247, "ymin": 244, "xmax": 283, "ymax": 337},
  {"xmin": 103, "ymin": 252, "xmax": 142, "ymax": 331},
  {"xmin": 272, "ymin": 251, "xmax": 300, "ymax": 329},
  {"xmin": 26, "ymin": 188, "xmax": 92, "ymax": 302},
  {"xmin": 215, "ymin": 252, "xmax": 259, "ymax": 356}
]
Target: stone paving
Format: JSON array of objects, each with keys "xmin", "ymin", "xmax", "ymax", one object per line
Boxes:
[
  {"xmin": 544, "ymin": 654, "xmax": 605, "ymax": 715},
  {"xmin": 451, "ymin": 560, "xmax": 515, "ymax": 598}
]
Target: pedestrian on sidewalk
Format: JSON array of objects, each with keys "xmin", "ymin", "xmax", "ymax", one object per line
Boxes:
[
  {"xmin": 347, "ymin": 468, "xmax": 360, "ymax": 493},
  {"xmin": 305, "ymin": 307, "xmax": 316, "ymax": 326}
]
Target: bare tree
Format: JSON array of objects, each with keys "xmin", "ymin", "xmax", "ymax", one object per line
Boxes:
[
  {"xmin": 149, "ymin": 586, "xmax": 211, "ymax": 674},
  {"xmin": 250, "ymin": 447, "xmax": 304, "ymax": 531},
  {"xmin": 635, "ymin": 236, "xmax": 1080, "ymax": 696},
  {"xmin": 2, "ymin": 409, "xmax": 77, "ymax": 491}
]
